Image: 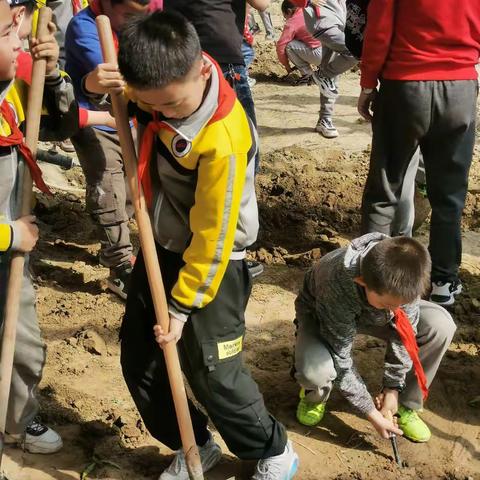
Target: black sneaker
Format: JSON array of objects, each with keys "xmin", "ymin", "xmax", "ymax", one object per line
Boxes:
[
  {"xmin": 312, "ymin": 72, "xmax": 338, "ymax": 99},
  {"xmin": 247, "ymin": 260, "xmax": 264, "ymax": 279},
  {"xmin": 430, "ymin": 280, "xmax": 462, "ymax": 306},
  {"xmin": 295, "ymin": 73, "xmax": 313, "ymax": 86},
  {"xmin": 107, "ymin": 261, "xmax": 133, "ymax": 300}
]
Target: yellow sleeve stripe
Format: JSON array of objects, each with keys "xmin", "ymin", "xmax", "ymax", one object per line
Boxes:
[
  {"xmin": 0, "ymin": 224, "xmax": 13, "ymax": 252},
  {"xmin": 192, "ymin": 153, "xmax": 237, "ymax": 308},
  {"xmin": 172, "ymin": 150, "xmax": 247, "ymax": 310}
]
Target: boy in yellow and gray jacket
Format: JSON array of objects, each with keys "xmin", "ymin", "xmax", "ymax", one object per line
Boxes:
[
  {"xmin": 91, "ymin": 10, "xmax": 299, "ymax": 480},
  {"xmin": 1, "ymin": 0, "xmax": 78, "ymax": 454}
]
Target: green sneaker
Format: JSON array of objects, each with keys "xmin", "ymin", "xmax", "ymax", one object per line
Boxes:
[
  {"xmin": 296, "ymin": 388, "xmax": 326, "ymax": 427},
  {"xmin": 397, "ymin": 405, "xmax": 431, "ymax": 443}
]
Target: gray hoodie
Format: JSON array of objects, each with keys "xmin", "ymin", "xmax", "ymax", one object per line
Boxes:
[
  {"xmin": 303, "ymin": 0, "xmax": 348, "ymax": 38},
  {"xmin": 295, "ymin": 233, "xmax": 420, "ymax": 415},
  {"xmin": 0, "ymin": 70, "xmax": 78, "ymax": 265}
]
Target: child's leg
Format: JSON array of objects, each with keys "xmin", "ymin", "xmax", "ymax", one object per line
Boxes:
[
  {"xmin": 285, "ymin": 41, "xmax": 322, "ymax": 76},
  {"xmin": 361, "ymin": 80, "xmax": 429, "ymax": 236},
  {"xmin": 180, "ymin": 260, "xmax": 288, "ymax": 460},
  {"xmin": 0, "ymin": 271, "xmax": 45, "ymax": 434},
  {"xmin": 420, "ymin": 80, "xmax": 477, "ymax": 285},
  {"xmin": 294, "ymin": 312, "xmax": 336, "ymax": 403},
  {"xmin": 120, "ymin": 249, "xmax": 210, "ymax": 450},
  {"xmin": 391, "ymin": 148, "xmax": 421, "ymax": 237},
  {"xmin": 71, "ymin": 127, "xmax": 133, "ymax": 269},
  {"xmin": 316, "ymin": 26, "xmax": 358, "ymax": 78},
  {"xmin": 259, "ymin": 9, "xmax": 275, "ymax": 38},
  {"xmin": 400, "ymin": 300, "xmax": 456, "ymax": 410}
]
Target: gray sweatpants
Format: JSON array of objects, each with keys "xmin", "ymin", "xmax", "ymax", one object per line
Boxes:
[
  {"xmin": 285, "ymin": 40, "xmax": 335, "ymax": 118},
  {"xmin": 303, "ymin": 7, "xmax": 358, "ymax": 79},
  {"xmin": 71, "ymin": 127, "xmax": 133, "ymax": 268},
  {"xmin": 0, "ymin": 260, "xmax": 45, "ymax": 434},
  {"xmin": 295, "ymin": 300, "xmax": 456, "ymax": 411},
  {"xmin": 393, "ymin": 149, "xmax": 426, "ymax": 236},
  {"xmin": 361, "ymin": 80, "xmax": 478, "ymax": 282},
  {"xmin": 258, "ymin": 9, "xmax": 275, "ymax": 37}
]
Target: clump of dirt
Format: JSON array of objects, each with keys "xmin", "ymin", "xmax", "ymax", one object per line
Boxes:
[{"xmin": 255, "ymin": 146, "xmax": 368, "ymax": 259}]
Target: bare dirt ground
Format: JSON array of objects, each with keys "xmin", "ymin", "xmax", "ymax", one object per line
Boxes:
[{"xmin": 3, "ymin": 8, "xmax": 480, "ymax": 480}]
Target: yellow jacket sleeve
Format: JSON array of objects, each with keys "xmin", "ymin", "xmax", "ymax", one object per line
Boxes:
[
  {"xmin": 0, "ymin": 223, "xmax": 13, "ymax": 252},
  {"xmin": 170, "ymin": 148, "xmax": 247, "ymax": 314}
]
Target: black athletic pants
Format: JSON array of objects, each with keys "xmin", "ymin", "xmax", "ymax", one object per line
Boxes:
[
  {"xmin": 120, "ymin": 245, "xmax": 287, "ymax": 459},
  {"xmin": 361, "ymin": 79, "xmax": 478, "ymax": 282}
]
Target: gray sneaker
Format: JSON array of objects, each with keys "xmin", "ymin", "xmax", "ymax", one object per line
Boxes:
[
  {"xmin": 7, "ymin": 419, "xmax": 63, "ymax": 454},
  {"xmin": 312, "ymin": 72, "xmax": 338, "ymax": 99},
  {"xmin": 315, "ymin": 117, "xmax": 339, "ymax": 138},
  {"xmin": 159, "ymin": 434, "xmax": 222, "ymax": 480},
  {"xmin": 252, "ymin": 440, "xmax": 299, "ymax": 480}
]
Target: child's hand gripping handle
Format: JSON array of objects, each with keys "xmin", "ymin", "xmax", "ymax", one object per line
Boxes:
[
  {"xmin": 0, "ymin": 7, "xmax": 52, "ymax": 475},
  {"xmin": 95, "ymin": 15, "xmax": 204, "ymax": 480}
]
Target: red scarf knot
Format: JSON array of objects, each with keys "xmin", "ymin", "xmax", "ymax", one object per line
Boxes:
[
  {"xmin": 394, "ymin": 308, "xmax": 429, "ymax": 400},
  {"xmin": 0, "ymin": 101, "xmax": 51, "ymax": 195}
]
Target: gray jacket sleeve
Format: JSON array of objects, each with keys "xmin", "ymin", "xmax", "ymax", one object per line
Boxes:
[
  {"xmin": 39, "ymin": 70, "xmax": 79, "ymax": 141},
  {"xmin": 319, "ymin": 302, "xmax": 376, "ymax": 415},
  {"xmin": 383, "ymin": 299, "xmax": 420, "ymax": 389}
]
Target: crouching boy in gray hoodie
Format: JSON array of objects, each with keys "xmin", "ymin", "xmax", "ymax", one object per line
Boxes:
[{"xmin": 294, "ymin": 233, "xmax": 455, "ymax": 443}]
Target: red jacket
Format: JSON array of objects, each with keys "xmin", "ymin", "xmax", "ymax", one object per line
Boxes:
[{"xmin": 361, "ymin": 0, "xmax": 480, "ymax": 88}]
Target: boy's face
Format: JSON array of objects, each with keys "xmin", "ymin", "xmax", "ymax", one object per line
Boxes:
[
  {"xmin": 11, "ymin": 6, "xmax": 33, "ymax": 41},
  {"xmin": 131, "ymin": 59, "xmax": 212, "ymax": 120},
  {"xmin": 0, "ymin": 1, "xmax": 21, "ymax": 81},
  {"xmin": 354, "ymin": 277, "xmax": 406, "ymax": 311},
  {"xmin": 102, "ymin": 0, "xmax": 149, "ymax": 32}
]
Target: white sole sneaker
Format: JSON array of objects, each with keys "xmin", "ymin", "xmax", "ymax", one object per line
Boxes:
[
  {"xmin": 430, "ymin": 281, "xmax": 462, "ymax": 306},
  {"xmin": 159, "ymin": 436, "xmax": 222, "ymax": 480}
]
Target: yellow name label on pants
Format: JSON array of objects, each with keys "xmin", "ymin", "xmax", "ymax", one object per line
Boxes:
[{"xmin": 217, "ymin": 336, "xmax": 243, "ymax": 360}]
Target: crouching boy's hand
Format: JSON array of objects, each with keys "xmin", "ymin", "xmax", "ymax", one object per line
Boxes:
[
  {"xmin": 30, "ymin": 22, "xmax": 59, "ymax": 76},
  {"xmin": 153, "ymin": 315, "xmax": 185, "ymax": 348},
  {"xmin": 85, "ymin": 63, "xmax": 125, "ymax": 96},
  {"xmin": 375, "ymin": 389, "xmax": 399, "ymax": 417},
  {"xmin": 367, "ymin": 408, "xmax": 403, "ymax": 439}
]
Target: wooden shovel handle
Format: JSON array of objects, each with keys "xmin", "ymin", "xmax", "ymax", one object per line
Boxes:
[{"xmin": 96, "ymin": 16, "xmax": 204, "ymax": 480}]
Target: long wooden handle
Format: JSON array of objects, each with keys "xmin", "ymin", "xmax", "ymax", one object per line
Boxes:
[
  {"xmin": 95, "ymin": 16, "xmax": 204, "ymax": 480},
  {"xmin": 0, "ymin": 4, "xmax": 52, "ymax": 454}
]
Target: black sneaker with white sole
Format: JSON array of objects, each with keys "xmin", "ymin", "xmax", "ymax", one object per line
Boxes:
[
  {"xmin": 107, "ymin": 261, "xmax": 133, "ymax": 300},
  {"xmin": 247, "ymin": 260, "xmax": 264, "ymax": 278},
  {"xmin": 312, "ymin": 72, "xmax": 338, "ymax": 99},
  {"xmin": 7, "ymin": 419, "xmax": 63, "ymax": 454},
  {"xmin": 430, "ymin": 280, "xmax": 462, "ymax": 306}
]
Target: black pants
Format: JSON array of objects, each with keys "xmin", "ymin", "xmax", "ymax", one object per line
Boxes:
[
  {"xmin": 120, "ymin": 245, "xmax": 287, "ymax": 459},
  {"xmin": 361, "ymin": 79, "xmax": 478, "ymax": 282}
]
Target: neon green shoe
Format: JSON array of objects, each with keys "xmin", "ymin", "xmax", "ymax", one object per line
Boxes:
[
  {"xmin": 397, "ymin": 405, "xmax": 431, "ymax": 443},
  {"xmin": 296, "ymin": 388, "xmax": 326, "ymax": 427}
]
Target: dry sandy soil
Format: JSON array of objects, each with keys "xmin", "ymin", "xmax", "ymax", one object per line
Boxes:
[{"xmin": 2, "ymin": 6, "xmax": 480, "ymax": 480}]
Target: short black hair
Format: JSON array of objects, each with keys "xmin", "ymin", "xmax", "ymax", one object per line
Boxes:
[
  {"xmin": 118, "ymin": 11, "xmax": 202, "ymax": 90},
  {"xmin": 361, "ymin": 237, "xmax": 431, "ymax": 302},
  {"xmin": 281, "ymin": 0, "xmax": 297, "ymax": 15}
]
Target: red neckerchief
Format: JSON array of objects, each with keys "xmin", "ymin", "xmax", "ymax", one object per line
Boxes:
[
  {"xmin": 0, "ymin": 101, "xmax": 51, "ymax": 195},
  {"xmin": 137, "ymin": 54, "xmax": 237, "ymax": 206},
  {"xmin": 89, "ymin": 0, "xmax": 119, "ymax": 51},
  {"xmin": 394, "ymin": 308, "xmax": 428, "ymax": 400},
  {"xmin": 72, "ymin": 0, "xmax": 81, "ymax": 15}
]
